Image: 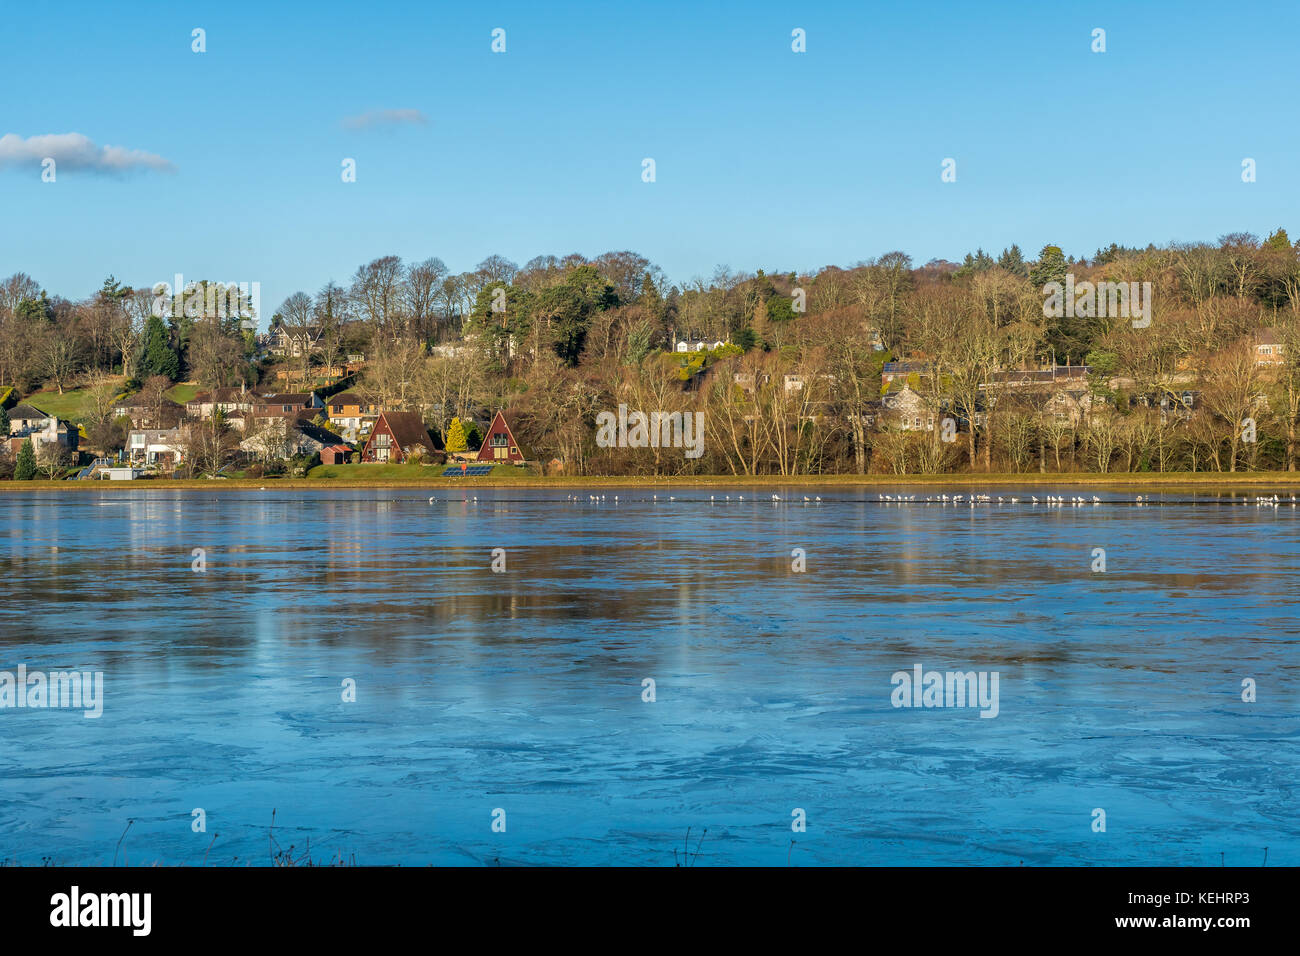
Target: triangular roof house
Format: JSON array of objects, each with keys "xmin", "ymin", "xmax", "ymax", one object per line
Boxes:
[
  {"xmin": 475, "ymin": 410, "xmax": 525, "ymax": 463},
  {"xmin": 361, "ymin": 411, "xmax": 442, "ymax": 464}
]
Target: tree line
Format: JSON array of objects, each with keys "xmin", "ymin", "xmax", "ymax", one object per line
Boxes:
[{"xmin": 2, "ymin": 230, "xmax": 1300, "ymax": 475}]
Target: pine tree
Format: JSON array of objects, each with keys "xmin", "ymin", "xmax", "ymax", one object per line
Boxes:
[
  {"xmin": 0, "ymin": 407, "xmax": 8, "ymax": 437},
  {"xmin": 997, "ymin": 244, "xmax": 1028, "ymax": 276},
  {"xmin": 1264, "ymin": 227, "xmax": 1291, "ymax": 251},
  {"xmin": 445, "ymin": 417, "xmax": 468, "ymax": 454},
  {"xmin": 14, "ymin": 439, "xmax": 36, "ymax": 481},
  {"xmin": 139, "ymin": 314, "xmax": 179, "ymax": 381},
  {"xmin": 1030, "ymin": 245, "xmax": 1069, "ymax": 287}
]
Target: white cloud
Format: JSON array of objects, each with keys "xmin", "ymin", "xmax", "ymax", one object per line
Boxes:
[
  {"xmin": 0, "ymin": 132, "xmax": 176, "ymax": 173},
  {"xmin": 341, "ymin": 108, "xmax": 429, "ymax": 130}
]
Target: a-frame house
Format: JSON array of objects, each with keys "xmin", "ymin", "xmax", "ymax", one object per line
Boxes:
[{"xmin": 475, "ymin": 410, "xmax": 525, "ymax": 463}]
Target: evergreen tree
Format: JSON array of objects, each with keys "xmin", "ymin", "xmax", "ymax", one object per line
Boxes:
[
  {"xmin": 1264, "ymin": 227, "xmax": 1291, "ymax": 251},
  {"xmin": 1029, "ymin": 245, "xmax": 1069, "ymax": 287},
  {"xmin": 16, "ymin": 291, "xmax": 54, "ymax": 324},
  {"xmin": 997, "ymin": 244, "xmax": 1028, "ymax": 276},
  {"xmin": 445, "ymin": 417, "xmax": 468, "ymax": 454},
  {"xmin": 139, "ymin": 314, "xmax": 179, "ymax": 381},
  {"xmin": 956, "ymin": 248, "xmax": 995, "ymax": 276},
  {"xmin": 638, "ymin": 273, "xmax": 664, "ymax": 324},
  {"xmin": 0, "ymin": 407, "xmax": 8, "ymax": 437},
  {"xmin": 14, "ymin": 439, "xmax": 36, "ymax": 481}
]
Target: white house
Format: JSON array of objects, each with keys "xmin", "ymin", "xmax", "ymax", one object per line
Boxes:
[
  {"xmin": 7, "ymin": 403, "xmax": 79, "ymax": 455},
  {"xmin": 127, "ymin": 428, "xmax": 186, "ymax": 467}
]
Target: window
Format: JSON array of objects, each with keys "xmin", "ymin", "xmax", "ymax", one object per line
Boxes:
[
  {"xmin": 492, "ymin": 434, "xmax": 507, "ymax": 447},
  {"xmin": 375, "ymin": 434, "xmax": 390, "ymax": 448}
]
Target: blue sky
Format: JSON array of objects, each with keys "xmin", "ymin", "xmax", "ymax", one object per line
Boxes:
[{"xmin": 2, "ymin": 0, "xmax": 1298, "ymax": 322}]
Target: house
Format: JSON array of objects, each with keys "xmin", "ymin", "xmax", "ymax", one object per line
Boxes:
[
  {"xmin": 240, "ymin": 419, "xmax": 346, "ymax": 460},
  {"xmin": 1255, "ymin": 328, "xmax": 1285, "ymax": 365},
  {"xmin": 360, "ymin": 411, "xmax": 441, "ymax": 464},
  {"xmin": 1044, "ymin": 389, "xmax": 1093, "ymax": 426},
  {"xmin": 112, "ymin": 398, "xmax": 184, "ymax": 429},
  {"xmin": 293, "ymin": 423, "xmax": 347, "ymax": 456},
  {"xmin": 7, "ymin": 404, "xmax": 79, "ymax": 455},
  {"xmin": 267, "ymin": 324, "xmax": 321, "ymax": 358},
  {"xmin": 244, "ymin": 392, "xmax": 323, "ymax": 425},
  {"xmin": 319, "ymin": 444, "xmax": 351, "ymax": 465},
  {"xmin": 325, "ymin": 391, "xmax": 380, "ymax": 440},
  {"xmin": 8, "ymin": 403, "xmax": 53, "ymax": 434},
  {"xmin": 186, "ymin": 385, "xmax": 257, "ymax": 419},
  {"xmin": 253, "ymin": 392, "xmax": 322, "ymax": 414},
  {"xmin": 126, "ymin": 428, "xmax": 185, "ymax": 466},
  {"xmin": 476, "ymin": 410, "xmax": 525, "ymax": 463},
  {"xmin": 880, "ymin": 385, "xmax": 935, "ymax": 431},
  {"xmin": 430, "ymin": 344, "xmax": 470, "ymax": 359},
  {"xmin": 987, "ymin": 365, "xmax": 1091, "ymax": 389},
  {"xmin": 732, "ymin": 371, "xmax": 771, "ymax": 392}
]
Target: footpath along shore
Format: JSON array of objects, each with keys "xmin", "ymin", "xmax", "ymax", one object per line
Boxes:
[{"xmin": 3, "ymin": 472, "xmax": 1300, "ymax": 492}]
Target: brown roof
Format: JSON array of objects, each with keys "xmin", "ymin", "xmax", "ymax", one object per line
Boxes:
[
  {"xmin": 190, "ymin": 386, "xmax": 250, "ymax": 404},
  {"xmin": 327, "ymin": 392, "xmax": 368, "ymax": 407},
  {"xmin": 991, "ymin": 367, "xmax": 1090, "ymax": 385},
  {"xmin": 254, "ymin": 393, "xmax": 314, "ymax": 405},
  {"xmin": 379, "ymin": 411, "xmax": 441, "ymax": 454},
  {"xmin": 8, "ymin": 403, "xmax": 50, "ymax": 420}
]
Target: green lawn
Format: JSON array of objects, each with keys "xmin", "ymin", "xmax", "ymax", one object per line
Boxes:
[
  {"xmin": 24, "ymin": 388, "xmax": 98, "ymax": 421},
  {"xmin": 20, "ymin": 380, "xmax": 196, "ymax": 422},
  {"xmin": 165, "ymin": 382, "xmax": 201, "ymax": 404},
  {"xmin": 307, "ymin": 462, "xmax": 439, "ymax": 480}
]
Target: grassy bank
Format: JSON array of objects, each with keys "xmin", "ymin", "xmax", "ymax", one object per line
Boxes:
[{"xmin": 3, "ymin": 471, "xmax": 1300, "ymax": 492}]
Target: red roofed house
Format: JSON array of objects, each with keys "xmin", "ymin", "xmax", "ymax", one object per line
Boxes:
[
  {"xmin": 360, "ymin": 411, "xmax": 441, "ymax": 464},
  {"xmin": 476, "ymin": 410, "xmax": 525, "ymax": 463}
]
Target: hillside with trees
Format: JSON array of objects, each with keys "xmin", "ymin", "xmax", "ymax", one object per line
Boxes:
[{"xmin": 2, "ymin": 231, "xmax": 1299, "ymax": 477}]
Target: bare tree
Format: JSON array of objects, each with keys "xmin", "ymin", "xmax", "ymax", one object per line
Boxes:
[
  {"xmin": 350, "ymin": 255, "xmax": 405, "ymax": 335},
  {"xmin": 276, "ymin": 291, "xmax": 316, "ymax": 386},
  {"xmin": 404, "ymin": 258, "xmax": 449, "ymax": 344}
]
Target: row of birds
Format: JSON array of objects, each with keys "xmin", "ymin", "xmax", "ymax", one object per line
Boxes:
[
  {"xmin": 425, "ymin": 492, "xmax": 1299, "ymax": 507},
  {"xmin": 882, "ymin": 493, "xmax": 1113, "ymax": 505},
  {"xmin": 558, "ymin": 493, "xmax": 825, "ymax": 502}
]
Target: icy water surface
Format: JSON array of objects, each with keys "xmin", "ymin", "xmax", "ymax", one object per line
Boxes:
[{"xmin": 0, "ymin": 487, "xmax": 1296, "ymax": 866}]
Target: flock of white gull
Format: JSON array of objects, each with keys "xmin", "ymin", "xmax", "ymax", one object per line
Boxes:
[{"xmin": 424, "ymin": 492, "xmax": 1299, "ymax": 507}]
